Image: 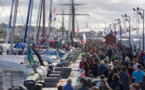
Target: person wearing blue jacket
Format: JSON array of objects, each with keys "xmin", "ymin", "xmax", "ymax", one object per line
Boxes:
[
  {"xmin": 99, "ymin": 61, "xmax": 108, "ymax": 75},
  {"xmin": 64, "ymin": 79, "xmax": 73, "ymax": 90},
  {"xmin": 132, "ymin": 64, "xmax": 145, "ymax": 83}
]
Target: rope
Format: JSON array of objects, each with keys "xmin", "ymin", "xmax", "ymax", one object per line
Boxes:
[{"xmin": 0, "ymin": 1, "xmax": 9, "ymax": 21}]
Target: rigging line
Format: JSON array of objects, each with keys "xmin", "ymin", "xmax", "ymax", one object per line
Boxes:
[
  {"xmin": 45, "ymin": 0, "xmax": 49, "ymax": 26},
  {"xmin": 0, "ymin": 1, "xmax": 9, "ymax": 20},
  {"xmin": 18, "ymin": 7, "xmax": 25, "ymax": 25},
  {"xmin": 56, "ymin": 0, "xmax": 61, "ymax": 27},
  {"xmin": 21, "ymin": 0, "xmax": 29, "ymax": 25},
  {"xmin": 37, "ymin": 0, "xmax": 43, "ymax": 44}
]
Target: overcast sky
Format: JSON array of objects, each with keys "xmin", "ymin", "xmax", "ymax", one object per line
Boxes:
[{"xmin": 0, "ymin": 0, "xmax": 145, "ymax": 32}]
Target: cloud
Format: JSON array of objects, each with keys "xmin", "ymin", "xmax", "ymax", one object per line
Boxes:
[{"xmin": 0, "ymin": 0, "xmax": 145, "ymax": 32}]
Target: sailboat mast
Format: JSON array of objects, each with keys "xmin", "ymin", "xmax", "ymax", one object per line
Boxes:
[
  {"xmin": 34, "ymin": 0, "xmax": 42, "ymax": 42},
  {"xmin": 43, "ymin": 0, "xmax": 46, "ymax": 38},
  {"xmin": 37, "ymin": 1, "xmax": 43, "ymax": 45},
  {"xmin": 23, "ymin": 0, "xmax": 32, "ymax": 43},
  {"xmin": 5, "ymin": 0, "xmax": 15, "ymax": 44},
  {"xmin": 47, "ymin": 0, "xmax": 52, "ymax": 39},
  {"xmin": 27, "ymin": 0, "xmax": 34, "ymax": 43},
  {"xmin": 62, "ymin": 11, "xmax": 64, "ymax": 40},
  {"xmin": 9, "ymin": 0, "xmax": 19, "ymax": 55}
]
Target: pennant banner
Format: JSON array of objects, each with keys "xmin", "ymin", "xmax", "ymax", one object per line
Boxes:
[
  {"xmin": 83, "ymin": 33, "xmax": 86, "ymax": 44},
  {"xmin": 27, "ymin": 42, "xmax": 34, "ymax": 68},
  {"xmin": 75, "ymin": 28, "xmax": 79, "ymax": 33},
  {"xmin": 49, "ymin": 8, "xmax": 52, "ymax": 24},
  {"xmin": 53, "ymin": 7, "xmax": 56, "ymax": 24},
  {"xmin": 131, "ymin": 25, "xmax": 133, "ymax": 31},
  {"xmin": 53, "ymin": 7, "xmax": 56, "ymax": 14}
]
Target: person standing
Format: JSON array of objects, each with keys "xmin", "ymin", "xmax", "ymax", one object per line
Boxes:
[
  {"xmin": 63, "ymin": 79, "xmax": 73, "ymax": 90},
  {"xmin": 96, "ymin": 75, "xmax": 110, "ymax": 88},
  {"xmin": 107, "ymin": 67, "xmax": 118, "ymax": 85},
  {"xmin": 110, "ymin": 74, "xmax": 124, "ymax": 90},
  {"xmin": 93, "ymin": 59, "xmax": 98, "ymax": 77},
  {"xmin": 83, "ymin": 61, "xmax": 90, "ymax": 76},
  {"xmin": 132, "ymin": 64, "xmax": 145, "ymax": 83},
  {"xmin": 127, "ymin": 50, "xmax": 133, "ymax": 61},
  {"xmin": 133, "ymin": 59, "xmax": 139, "ymax": 71},
  {"xmin": 130, "ymin": 84, "xmax": 140, "ymax": 90},
  {"xmin": 99, "ymin": 61, "xmax": 108, "ymax": 75},
  {"xmin": 87, "ymin": 78, "xmax": 93, "ymax": 89},
  {"xmin": 99, "ymin": 79, "xmax": 111, "ymax": 90},
  {"xmin": 108, "ymin": 47, "xmax": 112, "ymax": 63},
  {"xmin": 142, "ymin": 51, "xmax": 145, "ymax": 68},
  {"xmin": 74, "ymin": 78, "xmax": 84, "ymax": 90},
  {"xmin": 118, "ymin": 66, "xmax": 130, "ymax": 90},
  {"xmin": 58, "ymin": 85, "xmax": 63, "ymax": 90},
  {"xmin": 79, "ymin": 60, "xmax": 84, "ymax": 76},
  {"xmin": 103, "ymin": 64, "xmax": 112, "ymax": 78},
  {"xmin": 139, "ymin": 75, "xmax": 145, "ymax": 90},
  {"xmin": 78, "ymin": 80, "xmax": 90, "ymax": 90},
  {"xmin": 131, "ymin": 77, "xmax": 137, "ymax": 84},
  {"xmin": 140, "ymin": 51, "xmax": 144, "ymax": 61},
  {"xmin": 123, "ymin": 57, "xmax": 130, "ymax": 69}
]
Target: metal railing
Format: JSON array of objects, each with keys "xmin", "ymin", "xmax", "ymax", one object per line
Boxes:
[{"xmin": 0, "ymin": 69, "xmax": 26, "ymax": 90}]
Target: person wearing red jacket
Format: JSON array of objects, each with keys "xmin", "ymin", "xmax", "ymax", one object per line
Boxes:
[{"xmin": 140, "ymin": 51, "xmax": 144, "ymax": 61}]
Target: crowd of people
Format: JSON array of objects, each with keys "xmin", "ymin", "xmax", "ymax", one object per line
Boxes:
[{"xmin": 59, "ymin": 40, "xmax": 145, "ymax": 90}]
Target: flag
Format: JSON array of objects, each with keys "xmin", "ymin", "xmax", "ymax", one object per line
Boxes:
[
  {"xmin": 53, "ymin": 7, "xmax": 56, "ymax": 22},
  {"xmin": 86, "ymin": 22, "xmax": 88, "ymax": 28},
  {"xmin": 27, "ymin": 42, "xmax": 34, "ymax": 68},
  {"xmin": 131, "ymin": 25, "xmax": 133, "ymax": 31},
  {"xmin": 56, "ymin": 42, "xmax": 63, "ymax": 58},
  {"xmin": 110, "ymin": 29, "xmax": 112, "ymax": 34},
  {"xmin": 112, "ymin": 32, "xmax": 114, "ymax": 35},
  {"xmin": 114, "ymin": 31, "xmax": 117, "ymax": 36},
  {"xmin": 75, "ymin": 28, "xmax": 79, "ymax": 33},
  {"xmin": 120, "ymin": 25, "xmax": 122, "ymax": 36},
  {"xmin": 53, "ymin": 7, "xmax": 56, "ymax": 14},
  {"xmin": 45, "ymin": 36, "xmax": 50, "ymax": 50},
  {"xmin": 49, "ymin": 8, "xmax": 52, "ymax": 24},
  {"xmin": 82, "ymin": 33, "xmax": 86, "ymax": 44}
]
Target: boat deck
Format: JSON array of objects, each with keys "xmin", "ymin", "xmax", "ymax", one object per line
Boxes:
[{"xmin": 42, "ymin": 55, "xmax": 82, "ymax": 90}]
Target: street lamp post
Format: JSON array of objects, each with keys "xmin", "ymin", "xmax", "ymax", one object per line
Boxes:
[
  {"xmin": 133, "ymin": 7, "xmax": 144, "ymax": 51},
  {"xmin": 115, "ymin": 19, "xmax": 121, "ymax": 43},
  {"xmin": 122, "ymin": 14, "xmax": 131, "ymax": 46}
]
